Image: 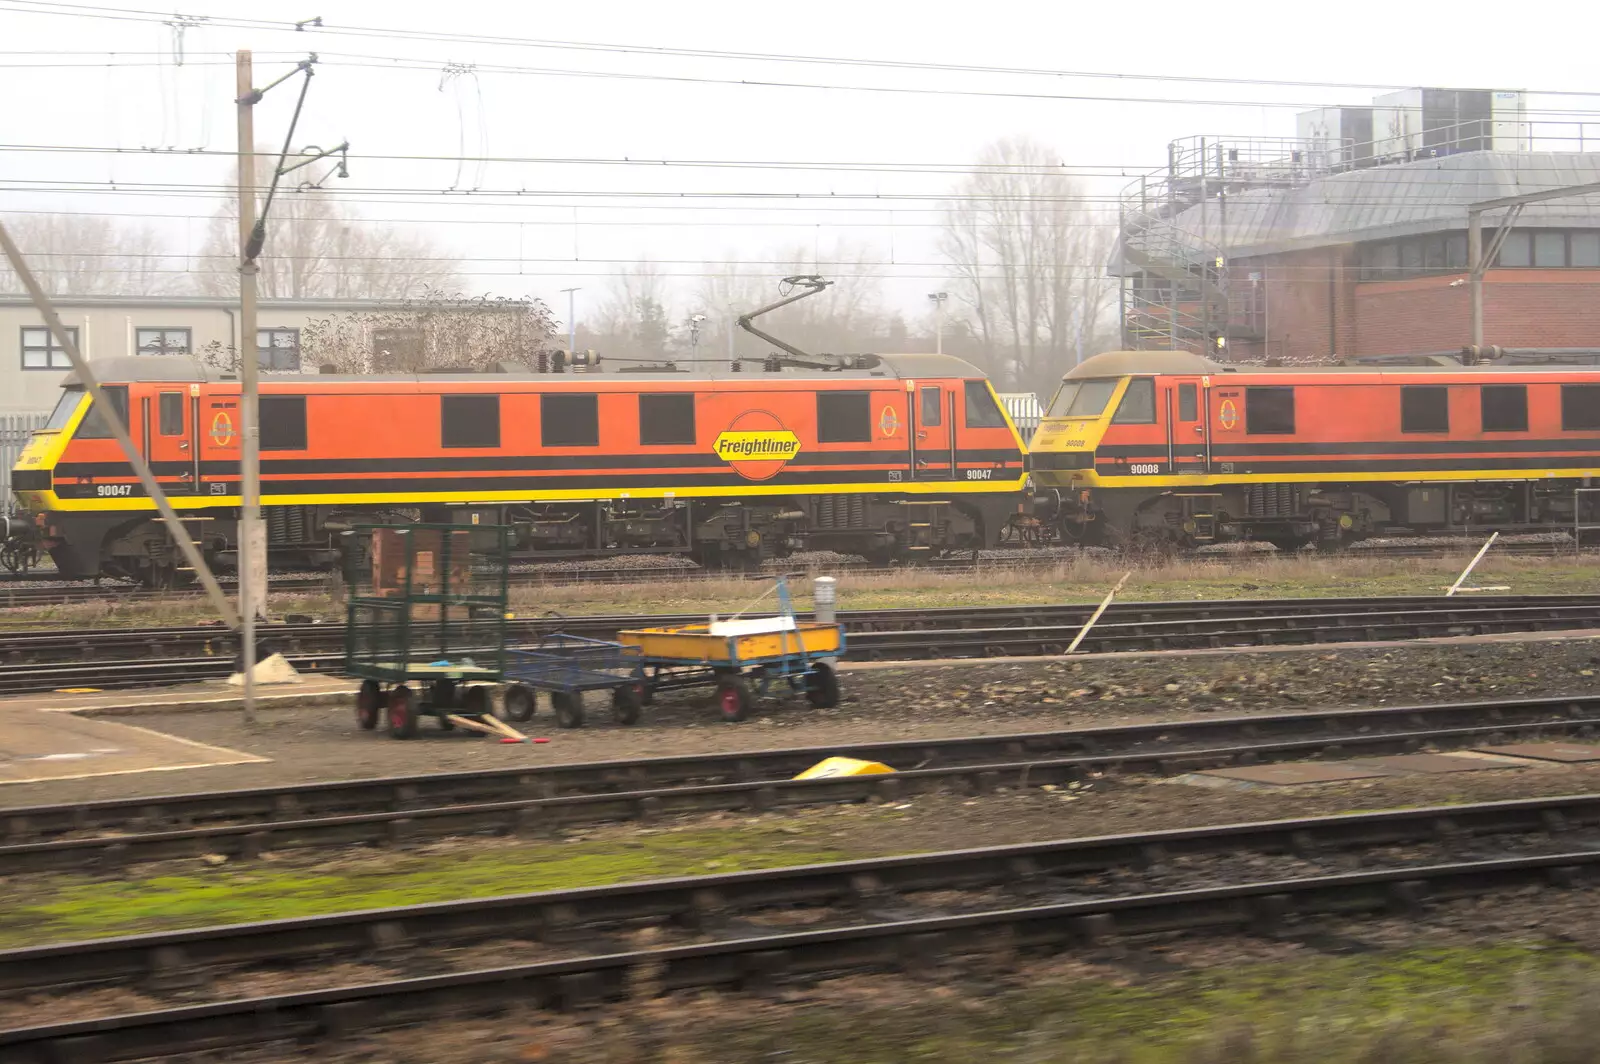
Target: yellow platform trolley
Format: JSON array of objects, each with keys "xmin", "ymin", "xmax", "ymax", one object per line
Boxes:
[{"xmin": 618, "ymin": 576, "xmax": 844, "ymax": 722}]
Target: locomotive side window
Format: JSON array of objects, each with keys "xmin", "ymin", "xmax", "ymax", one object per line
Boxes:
[
  {"xmin": 541, "ymin": 393, "xmax": 599, "ymax": 447},
  {"xmin": 158, "ymin": 393, "xmax": 185, "ymax": 436},
  {"xmin": 1401, "ymin": 386, "xmax": 1449, "ymax": 433},
  {"xmin": 74, "ymin": 385, "xmax": 128, "ymax": 439},
  {"xmin": 639, "ymin": 394, "xmax": 696, "ymax": 446},
  {"xmin": 1245, "ymin": 387, "xmax": 1295, "ymax": 435},
  {"xmin": 1109, "ymin": 378, "xmax": 1155, "ymax": 424},
  {"xmin": 1178, "ymin": 384, "xmax": 1198, "ymax": 421},
  {"xmin": 920, "ymin": 386, "xmax": 942, "ymax": 427},
  {"xmin": 1480, "ymin": 385, "xmax": 1528, "ymax": 433},
  {"xmin": 963, "ymin": 380, "xmax": 1008, "ymax": 428},
  {"xmin": 1561, "ymin": 384, "xmax": 1600, "ymax": 431},
  {"xmin": 260, "ymin": 395, "xmax": 307, "ymax": 451},
  {"xmin": 817, "ymin": 391, "xmax": 872, "ymax": 443},
  {"xmin": 441, "ymin": 395, "xmax": 500, "ymax": 449}
]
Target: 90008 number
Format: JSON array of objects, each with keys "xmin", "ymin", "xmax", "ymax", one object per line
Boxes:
[{"xmin": 1128, "ymin": 463, "xmax": 1161, "ymax": 475}]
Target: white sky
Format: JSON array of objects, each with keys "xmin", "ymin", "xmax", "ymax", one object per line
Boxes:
[{"xmin": 2, "ymin": 0, "xmax": 1598, "ymax": 324}]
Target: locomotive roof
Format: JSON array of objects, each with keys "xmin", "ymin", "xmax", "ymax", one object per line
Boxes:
[
  {"xmin": 1064, "ymin": 350, "xmax": 1600, "ymax": 380},
  {"xmin": 62, "ymin": 352, "xmax": 990, "ymax": 386}
]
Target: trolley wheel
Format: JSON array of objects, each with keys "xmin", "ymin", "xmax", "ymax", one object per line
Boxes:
[
  {"xmin": 461, "ymin": 686, "xmax": 492, "ymax": 719},
  {"xmin": 387, "ymin": 685, "xmax": 419, "ymax": 740},
  {"xmin": 355, "ymin": 679, "xmax": 382, "ymax": 731},
  {"xmin": 432, "ymin": 679, "xmax": 458, "ymax": 712},
  {"xmin": 552, "ymin": 690, "xmax": 585, "ymax": 729},
  {"xmin": 503, "ymin": 683, "xmax": 536, "ymax": 723},
  {"xmin": 716, "ymin": 676, "xmax": 753, "ymax": 723},
  {"xmin": 804, "ymin": 661, "xmax": 840, "ymax": 709},
  {"xmin": 611, "ymin": 683, "xmax": 643, "ymax": 726}
]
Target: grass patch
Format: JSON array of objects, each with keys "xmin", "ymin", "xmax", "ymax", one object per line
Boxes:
[
  {"xmin": 10, "ymin": 553, "xmax": 1600, "ymax": 633},
  {"xmin": 650, "ymin": 944, "xmax": 1600, "ymax": 1063},
  {"xmin": 0, "ymin": 827, "xmax": 840, "ymax": 947}
]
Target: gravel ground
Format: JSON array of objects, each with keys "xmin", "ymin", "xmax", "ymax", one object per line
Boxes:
[{"xmin": 6, "ymin": 636, "xmax": 1600, "ymax": 809}]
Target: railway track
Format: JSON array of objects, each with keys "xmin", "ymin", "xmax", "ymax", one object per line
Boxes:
[
  {"xmin": 2, "ymin": 694, "xmax": 1594, "ymax": 874},
  {"xmin": 2, "ymin": 811, "xmax": 1596, "ymax": 1061},
  {"xmin": 4, "ymin": 593, "xmax": 1600, "ymax": 693}
]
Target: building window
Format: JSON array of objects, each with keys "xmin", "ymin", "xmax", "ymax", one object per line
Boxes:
[
  {"xmin": 1445, "ymin": 233, "xmax": 1469, "ymax": 269},
  {"xmin": 1497, "ymin": 231, "xmax": 1532, "ymax": 267},
  {"xmin": 638, "ymin": 394, "xmax": 696, "ymax": 446},
  {"xmin": 258, "ymin": 328, "xmax": 301, "ymax": 371},
  {"xmin": 441, "ymin": 395, "xmax": 500, "ymax": 448},
  {"xmin": 1561, "ymin": 384, "xmax": 1600, "ymax": 431},
  {"xmin": 541, "ymin": 393, "xmax": 599, "ymax": 447},
  {"xmin": 1480, "ymin": 385, "xmax": 1528, "ymax": 433},
  {"xmin": 964, "ymin": 380, "xmax": 1009, "ymax": 428},
  {"xmin": 135, "ymin": 327, "xmax": 191, "ymax": 356},
  {"xmin": 1246, "ymin": 387, "xmax": 1295, "ymax": 435},
  {"xmin": 817, "ymin": 392, "xmax": 872, "ymax": 443},
  {"xmin": 1401, "ymin": 385, "xmax": 1449, "ymax": 433},
  {"xmin": 158, "ymin": 392, "xmax": 185, "ymax": 437},
  {"xmin": 1573, "ymin": 233, "xmax": 1600, "ymax": 268},
  {"xmin": 259, "ymin": 395, "xmax": 307, "ymax": 450},
  {"xmin": 920, "ymin": 385, "xmax": 942, "ymax": 427},
  {"xmin": 1533, "ymin": 231, "xmax": 1567, "ymax": 268},
  {"xmin": 1109, "ymin": 377, "xmax": 1156, "ymax": 424},
  {"xmin": 21, "ymin": 326, "xmax": 76, "ymax": 370}
]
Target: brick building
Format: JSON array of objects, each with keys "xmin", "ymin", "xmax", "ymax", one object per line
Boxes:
[{"xmin": 1116, "ymin": 97, "xmax": 1600, "ymax": 362}]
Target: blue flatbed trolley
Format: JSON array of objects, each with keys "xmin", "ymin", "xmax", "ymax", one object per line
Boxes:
[{"xmin": 501, "ymin": 633, "xmax": 647, "ymax": 729}]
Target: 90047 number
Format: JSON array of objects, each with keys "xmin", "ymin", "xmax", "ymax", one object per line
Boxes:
[
  {"xmin": 964, "ymin": 468, "xmax": 993, "ymax": 480},
  {"xmin": 1128, "ymin": 463, "xmax": 1161, "ymax": 475},
  {"xmin": 95, "ymin": 484, "xmax": 133, "ymax": 497}
]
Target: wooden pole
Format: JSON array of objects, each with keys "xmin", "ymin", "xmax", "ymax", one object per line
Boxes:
[{"xmin": 1067, "ymin": 571, "xmax": 1132, "ymax": 654}]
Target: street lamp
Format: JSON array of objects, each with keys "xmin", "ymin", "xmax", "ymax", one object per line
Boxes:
[
  {"xmin": 559, "ymin": 287, "xmax": 581, "ymax": 356},
  {"xmin": 689, "ymin": 314, "xmax": 707, "ymax": 357},
  {"xmin": 927, "ymin": 292, "xmax": 948, "ymax": 355}
]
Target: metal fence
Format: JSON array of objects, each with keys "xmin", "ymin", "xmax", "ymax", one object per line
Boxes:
[{"xmin": 1, "ymin": 414, "xmax": 46, "ymax": 506}]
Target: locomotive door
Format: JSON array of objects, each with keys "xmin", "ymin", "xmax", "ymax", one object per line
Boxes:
[
  {"xmin": 911, "ymin": 383, "xmax": 954, "ymax": 479},
  {"xmin": 1166, "ymin": 377, "xmax": 1208, "ymax": 475},
  {"xmin": 146, "ymin": 388, "xmax": 198, "ymax": 494}
]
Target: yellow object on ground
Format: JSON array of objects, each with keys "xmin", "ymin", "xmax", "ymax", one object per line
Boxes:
[
  {"xmin": 793, "ymin": 756, "xmax": 895, "ymax": 780},
  {"xmin": 619, "ymin": 620, "xmax": 842, "ymax": 664}
]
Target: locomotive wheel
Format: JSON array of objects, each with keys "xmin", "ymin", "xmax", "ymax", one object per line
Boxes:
[
  {"xmin": 716, "ymin": 676, "xmax": 753, "ymax": 723},
  {"xmin": 503, "ymin": 683, "xmax": 536, "ymax": 722},
  {"xmin": 804, "ymin": 662, "xmax": 840, "ymax": 709},
  {"xmin": 611, "ymin": 683, "xmax": 644, "ymax": 726},
  {"xmin": 355, "ymin": 680, "xmax": 382, "ymax": 730},
  {"xmin": 552, "ymin": 691, "xmax": 585, "ymax": 729},
  {"xmin": 387, "ymin": 685, "xmax": 419, "ymax": 740}
]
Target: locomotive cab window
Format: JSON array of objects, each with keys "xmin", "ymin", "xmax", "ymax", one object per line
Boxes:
[
  {"xmin": 1046, "ymin": 379, "xmax": 1118, "ymax": 418},
  {"xmin": 1480, "ymin": 385, "xmax": 1528, "ymax": 433},
  {"xmin": 817, "ymin": 391, "xmax": 872, "ymax": 443},
  {"xmin": 1401, "ymin": 386, "xmax": 1449, "ymax": 433},
  {"xmin": 74, "ymin": 385, "xmax": 128, "ymax": 439},
  {"xmin": 1246, "ymin": 387, "xmax": 1295, "ymax": 435},
  {"xmin": 1561, "ymin": 384, "xmax": 1600, "ymax": 431},
  {"xmin": 44, "ymin": 388, "xmax": 81, "ymax": 430},
  {"xmin": 260, "ymin": 395, "xmax": 307, "ymax": 451},
  {"xmin": 963, "ymin": 380, "xmax": 1008, "ymax": 428},
  {"xmin": 639, "ymin": 393, "xmax": 696, "ymax": 446},
  {"xmin": 541, "ymin": 393, "xmax": 599, "ymax": 447},
  {"xmin": 1109, "ymin": 378, "xmax": 1156, "ymax": 424},
  {"xmin": 441, "ymin": 395, "xmax": 500, "ymax": 449}
]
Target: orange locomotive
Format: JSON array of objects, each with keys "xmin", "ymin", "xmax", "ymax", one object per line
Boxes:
[
  {"xmin": 11, "ymin": 353, "xmax": 1028, "ymax": 584},
  {"xmin": 1030, "ymin": 350, "xmax": 1600, "ymax": 549}
]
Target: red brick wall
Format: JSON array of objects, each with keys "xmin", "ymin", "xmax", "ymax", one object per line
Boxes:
[{"xmin": 1233, "ymin": 248, "xmax": 1357, "ymax": 361}]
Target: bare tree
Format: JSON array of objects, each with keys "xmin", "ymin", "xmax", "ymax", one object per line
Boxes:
[
  {"xmin": 939, "ymin": 137, "xmax": 1118, "ymax": 395},
  {"xmin": 196, "ymin": 151, "xmax": 460, "ymax": 300},
  {"xmin": 194, "ymin": 287, "xmax": 558, "ymax": 374},
  {"xmin": 0, "ymin": 214, "xmax": 182, "ymax": 296},
  {"xmin": 585, "ymin": 262, "xmax": 675, "ymax": 359}
]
